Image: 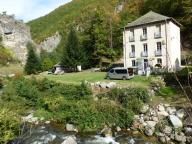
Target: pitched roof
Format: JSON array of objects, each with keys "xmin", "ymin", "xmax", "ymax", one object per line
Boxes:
[{"xmin": 125, "ymin": 11, "xmax": 181, "ymax": 28}]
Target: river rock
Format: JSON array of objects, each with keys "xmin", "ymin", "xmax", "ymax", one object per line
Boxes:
[
  {"xmin": 159, "ymin": 135, "xmax": 171, "ymax": 143},
  {"xmin": 144, "ymin": 125, "xmax": 155, "ymax": 136},
  {"xmin": 166, "ymin": 107, "xmax": 176, "ymax": 115},
  {"xmin": 169, "ymin": 115, "xmax": 183, "ymax": 128},
  {"xmin": 157, "ymin": 111, "xmax": 169, "ymax": 117},
  {"xmin": 176, "ymin": 109, "xmax": 185, "ymax": 119},
  {"xmin": 175, "ymin": 132, "xmax": 186, "ymax": 143},
  {"xmin": 101, "ymin": 127, "xmax": 112, "ymax": 137},
  {"xmin": 146, "ymin": 121, "xmax": 157, "ymax": 128},
  {"xmin": 184, "ymin": 126, "xmax": 192, "ymax": 136},
  {"xmin": 186, "ymin": 136, "xmax": 192, "ymax": 143},
  {"xmin": 62, "ymin": 136, "xmax": 77, "ymax": 144},
  {"xmin": 162, "ymin": 126, "xmax": 172, "ymax": 135},
  {"xmin": 140, "ymin": 104, "xmax": 149, "ymax": 113},
  {"xmin": 157, "ymin": 104, "xmax": 165, "ymax": 111},
  {"xmin": 66, "ymin": 123, "xmax": 76, "ymax": 132},
  {"xmin": 116, "ymin": 126, "xmax": 121, "ymax": 132}
]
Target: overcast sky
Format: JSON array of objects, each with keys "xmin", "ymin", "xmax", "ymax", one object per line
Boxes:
[{"xmin": 0, "ymin": 0, "xmax": 72, "ymax": 22}]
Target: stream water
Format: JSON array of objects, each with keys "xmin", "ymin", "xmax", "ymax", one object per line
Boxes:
[{"xmin": 10, "ymin": 123, "xmax": 158, "ymax": 144}]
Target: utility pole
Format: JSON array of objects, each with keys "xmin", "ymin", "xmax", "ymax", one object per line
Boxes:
[{"xmin": 109, "ymin": 17, "xmax": 113, "ymax": 50}]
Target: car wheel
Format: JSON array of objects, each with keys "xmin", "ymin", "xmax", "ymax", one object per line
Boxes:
[{"xmin": 122, "ymin": 76, "xmax": 127, "ymax": 80}]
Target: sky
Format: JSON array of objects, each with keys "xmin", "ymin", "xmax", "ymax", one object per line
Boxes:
[{"xmin": 0, "ymin": 0, "xmax": 72, "ymax": 22}]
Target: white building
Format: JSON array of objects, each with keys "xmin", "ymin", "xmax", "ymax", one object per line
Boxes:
[{"xmin": 123, "ymin": 11, "xmax": 181, "ymax": 72}]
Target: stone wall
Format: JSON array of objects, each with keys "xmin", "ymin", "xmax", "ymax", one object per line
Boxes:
[{"xmin": 0, "ymin": 12, "xmax": 32, "ymax": 64}]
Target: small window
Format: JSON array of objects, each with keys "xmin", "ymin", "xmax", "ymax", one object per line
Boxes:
[
  {"xmin": 109, "ymin": 69, "xmax": 114, "ymax": 73},
  {"xmin": 157, "ymin": 42, "xmax": 162, "ymax": 51},
  {"xmin": 130, "ymin": 29, "xmax": 134, "ymax": 36},
  {"xmin": 131, "ymin": 45, "xmax": 135, "ymax": 53},
  {"xmin": 143, "ymin": 27, "xmax": 147, "ymax": 36},
  {"xmin": 156, "ymin": 25, "xmax": 161, "ymax": 33},
  {"xmin": 115, "ymin": 69, "xmax": 127, "ymax": 74},
  {"xmin": 132, "ymin": 60, "xmax": 136, "ymax": 67},
  {"xmin": 143, "ymin": 43, "xmax": 148, "ymax": 52},
  {"xmin": 157, "ymin": 58, "xmax": 162, "ymax": 64}
]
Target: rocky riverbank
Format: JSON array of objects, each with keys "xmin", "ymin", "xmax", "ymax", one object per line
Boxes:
[{"xmin": 131, "ymin": 103, "xmax": 192, "ymax": 144}]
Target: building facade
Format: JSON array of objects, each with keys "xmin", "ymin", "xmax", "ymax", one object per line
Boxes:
[{"xmin": 123, "ymin": 11, "xmax": 181, "ymax": 72}]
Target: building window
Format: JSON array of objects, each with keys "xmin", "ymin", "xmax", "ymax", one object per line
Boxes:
[
  {"xmin": 157, "ymin": 42, "xmax": 162, "ymax": 51},
  {"xmin": 130, "ymin": 29, "xmax": 134, "ymax": 37},
  {"xmin": 143, "ymin": 43, "xmax": 148, "ymax": 52},
  {"xmin": 132, "ymin": 60, "xmax": 136, "ymax": 66},
  {"xmin": 156, "ymin": 25, "xmax": 161, "ymax": 33},
  {"xmin": 131, "ymin": 45, "xmax": 135, "ymax": 53},
  {"xmin": 143, "ymin": 27, "xmax": 147, "ymax": 36},
  {"xmin": 157, "ymin": 58, "xmax": 162, "ymax": 64}
]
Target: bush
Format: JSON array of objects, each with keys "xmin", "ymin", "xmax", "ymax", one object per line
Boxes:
[
  {"xmin": 0, "ymin": 45, "xmax": 13, "ymax": 65},
  {"xmin": 0, "ymin": 108, "xmax": 20, "ymax": 143},
  {"xmin": 164, "ymin": 67, "xmax": 192, "ymax": 86},
  {"xmin": 13, "ymin": 78, "xmax": 40, "ymax": 106}
]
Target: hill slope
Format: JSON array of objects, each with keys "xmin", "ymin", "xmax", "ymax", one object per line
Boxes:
[{"xmin": 28, "ymin": 0, "xmax": 131, "ymax": 43}]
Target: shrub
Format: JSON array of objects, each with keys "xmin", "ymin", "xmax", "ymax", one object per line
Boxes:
[
  {"xmin": 0, "ymin": 108, "xmax": 20, "ymax": 143},
  {"xmin": 164, "ymin": 67, "xmax": 192, "ymax": 86},
  {"xmin": 13, "ymin": 78, "xmax": 40, "ymax": 106},
  {"xmin": 0, "ymin": 45, "xmax": 13, "ymax": 65},
  {"xmin": 41, "ymin": 58, "xmax": 54, "ymax": 71}
]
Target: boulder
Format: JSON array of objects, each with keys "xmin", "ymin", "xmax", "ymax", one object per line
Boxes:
[
  {"xmin": 106, "ymin": 82, "xmax": 116, "ymax": 89},
  {"xmin": 66, "ymin": 124, "xmax": 76, "ymax": 132},
  {"xmin": 99, "ymin": 83, "xmax": 107, "ymax": 89},
  {"xmin": 101, "ymin": 127, "xmax": 112, "ymax": 137},
  {"xmin": 162, "ymin": 126, "xmax": 172, "ymax": 135},
  {"xmin": 140, "ymin": 104, "xmax": 149, "ymax": 114},
  {"xmin": 146, "ymin": 121, "xmax": 157, "ymax": 128},
  {"xmin": 62, "ymin": 136, "xmax": 77, "ymax": 144},
  {"xmin": 159, "ymin": 135, "xmax": 171, "ymax": 143},
  {"xmin": 186, "ymin": 136, "xmax": 192, "ymax": 144},
  {"xmin": 144, "ymin": 125, "xmax": 155, "ymax": 136},
  {"xmin": 157, "ymin": 104, "xmax": 165, "ymax": 111},
  {"xmin": 175, "ymin": 132, "xmax": 186, "ymax": 143},
  {"xmin": 152, "ymin": 116, "xmax": 159, "ymax": 122},
  {"xmin": 169, "ymin": 115, "xmax": 183, "ymax": 128},
  {"xmin": 176, "ymin": 109, "xmax": 185, "ymax": 119},
  {"xmin": 157, "ymin": 111, "xmax": 169, "ymax": 117},
  {"xmin": 184, "ymin": 126, "xmax": 192, "ymax": 136},
  {"xmin": 116, "ymin": 126, "xmax": 121, "ymax": 132},
  {"xmin": 166, "ymin": 107, "xmax": 176, "ymax": 115}
]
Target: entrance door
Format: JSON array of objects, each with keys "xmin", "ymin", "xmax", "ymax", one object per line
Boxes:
[{"xmin": 144, "ymin": 59, "xmax": 148, "ymax": 70}]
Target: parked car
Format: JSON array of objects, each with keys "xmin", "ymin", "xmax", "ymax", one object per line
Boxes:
[{"xmin": 106, "ymin": 67, "xmax": 134, "ymax": 80}]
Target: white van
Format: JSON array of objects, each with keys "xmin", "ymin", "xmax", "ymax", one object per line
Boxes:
[{"xmin": 106, "ymin": 67, "xmax": 134, "ymax": 80}]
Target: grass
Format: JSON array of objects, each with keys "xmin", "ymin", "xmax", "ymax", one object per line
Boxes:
[{"xmin": 37, "ymin": 71, "xmax": 152, "ymax": 88}]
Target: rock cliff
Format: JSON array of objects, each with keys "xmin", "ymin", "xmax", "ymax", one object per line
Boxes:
[{"xmin": 0, "ymin": 12, "xmax": 31, "ymax": 64}]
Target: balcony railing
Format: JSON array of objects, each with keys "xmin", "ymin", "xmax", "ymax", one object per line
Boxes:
[
  {"xmin": 129, "ymin": 36, "xmax": 135, "ymax": 42},
  {"xmin": 154, "ymin": 32, "xmax": 161, "ymax": 38},
  {"xmin": 141, "ymin": 51, "xmax": 148, "ymax": 57},
  {"xmin": 140, "ymin": 35, "xmax": 147, "ymax": 41},
  {"xmin": 129, "ymin": 52, "xmax": 135, "ymax": 58},
  {"xmin": 155, "ymin": 50, "xmax": 162, "ymax": 56}
]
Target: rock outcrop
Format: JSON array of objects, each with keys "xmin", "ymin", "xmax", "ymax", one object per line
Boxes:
[{"xmin": 0, "ymin": 12, "xmax": 32, "ymax": 64}]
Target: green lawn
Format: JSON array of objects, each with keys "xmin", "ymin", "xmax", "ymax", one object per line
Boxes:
[{"xmin": 37, "ymin": 71, "xmax": 153, "ymax": 88}]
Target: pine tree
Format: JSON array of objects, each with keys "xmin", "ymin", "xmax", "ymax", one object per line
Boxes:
[
  {"xmin": 61, "ymin": 27, "xmax": 82, "ymax": 69},
  {"xmin": 24, "ymin": 42, "xmax": 41, "ymax": 74}
]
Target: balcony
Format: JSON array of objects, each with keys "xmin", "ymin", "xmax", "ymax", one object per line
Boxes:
[
  {"xmin": 140, "ymin": 35, "xmax": 147, "ymax": 41},
  {"xmin": 129, "ymin": 36, "xmax": 135, "ymax": 42},
  {"xmin": 129, "ymin": 52, "xmax": 135, "ymax": 58},
  {"xmin": 155, "ymin": 50, "xmax": 162, "ymax": 56},
  {"xmin": 154, "ymin": 32, "xmax": 161, "ymax": 39},
  {"xmin": 141, "ymin": 51, "xmax": 148, "ymax": 57}
]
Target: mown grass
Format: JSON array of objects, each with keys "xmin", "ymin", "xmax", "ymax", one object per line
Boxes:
[{"xmin": 37, "ymin": 71, "xmax": 152, "ymax": 88}]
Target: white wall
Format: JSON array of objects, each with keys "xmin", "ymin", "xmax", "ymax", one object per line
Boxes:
[{"xmin": 123, "ymin": 21, "xmax": 181, "ymax": 70}]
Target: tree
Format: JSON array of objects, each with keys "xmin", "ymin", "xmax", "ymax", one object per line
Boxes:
[
  {"xmin": 61, "ymin": 27, "xmax": 82, "ymax": 69},
  {"xmin": 24, "ymin": 42, "xmax": 41, "ymax": 74}
]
